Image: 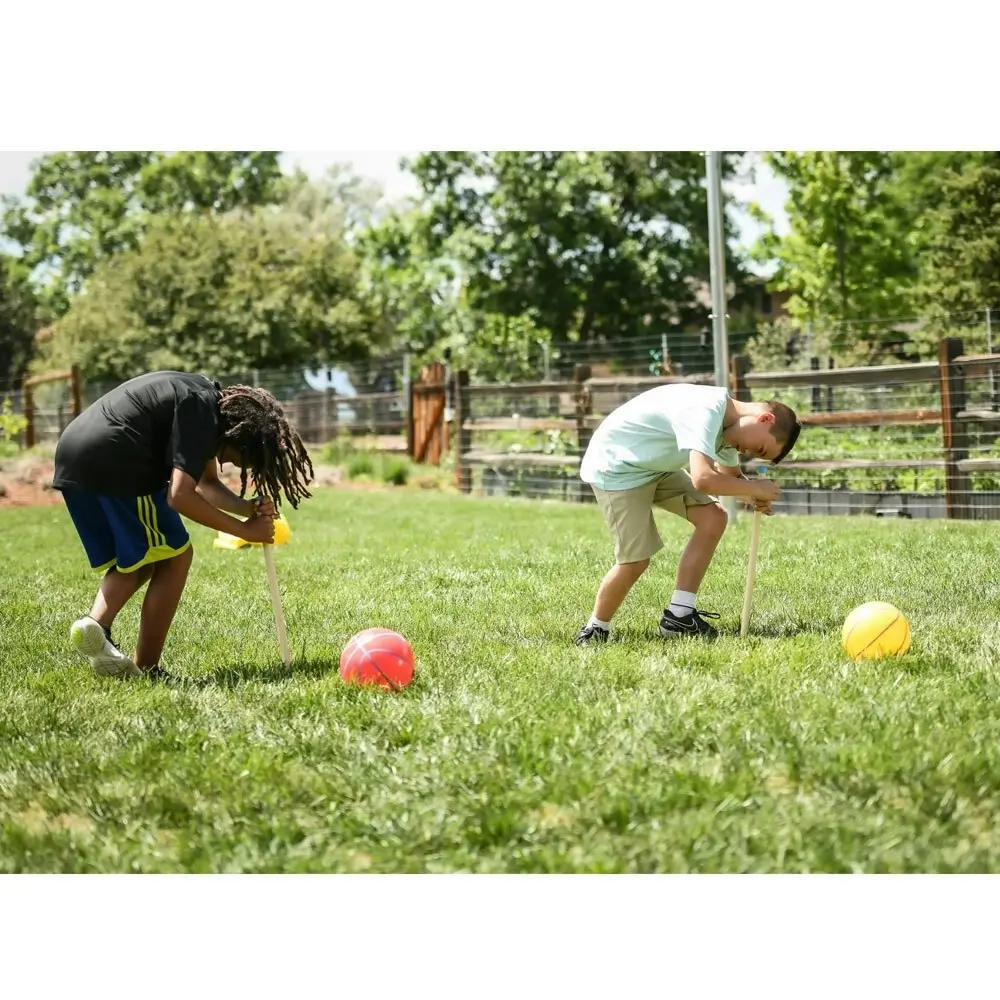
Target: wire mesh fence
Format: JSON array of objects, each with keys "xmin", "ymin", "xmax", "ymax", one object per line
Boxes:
[
  {"xmin": 452, "ymin": 337, "xmax": 1000, "ymax": 520},
  {"xmin": 6, "ymin": 321, "xmax": 1000, "ymax": 521}
]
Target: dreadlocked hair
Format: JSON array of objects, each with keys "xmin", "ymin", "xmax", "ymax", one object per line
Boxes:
[{"xmin": 218, "ymin": 385, "xmax": 314, "ymax": 510}]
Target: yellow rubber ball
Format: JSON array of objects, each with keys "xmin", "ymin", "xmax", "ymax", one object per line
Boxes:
[{"xmin": 842, "ymin": 601, "xmax": 911, "ymax": 660}]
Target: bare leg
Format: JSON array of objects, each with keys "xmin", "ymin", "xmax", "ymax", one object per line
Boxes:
[
  {"xmin": 593, "ymin": 558, "xmax": 650, "ymax": 622},
  {"xmin": 90, "ymin": 565, "xmax": 155, "ymax": 629},
  {"xmin": 675, "ymin": 502, "xmax": 728, "ymax": 593},
  {"xmin": 134, "ymin": 546, "xmax": 194, "ymax": 670}
]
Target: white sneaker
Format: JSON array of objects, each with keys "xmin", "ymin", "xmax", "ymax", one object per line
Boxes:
[{"xmin": 70, "ymin": 617, "xmax": 140, "ymax": 677}]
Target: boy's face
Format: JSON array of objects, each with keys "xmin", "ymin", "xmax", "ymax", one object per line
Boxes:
[{"xmin": 730, "ymin": 413, "xmax": 784, "ymax": 464}]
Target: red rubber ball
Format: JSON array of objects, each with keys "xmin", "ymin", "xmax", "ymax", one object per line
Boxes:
[{"xmin": 339, "ymin": 628, "xmax": 415, "ymax": 690}]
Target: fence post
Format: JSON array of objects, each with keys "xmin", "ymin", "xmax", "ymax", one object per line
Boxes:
[
  {"xmin": 939, "ymin": 336, "xmax": 970, "ymax": 520},
  {"xmin": 810, "ymin": 357, "xmax": 821, "ymax": 412},
  {"xmin": 573, "ymin": 363, "xmax": 593, "ymax": 502},
  {"xmin": 453, "ymin": 370, "xmax": 472, "ymax": 493},
  {"xmin": 730, "ymin": 354, "xmax": 751, "ymax": 402},
  {"xmin": 441, "ymin": 363, "xmax": 450, "ymax": 466},
  {"xmin": 70, "ymin": 363, "xmax": 83, "ymax": 418},
  {"xmin": 24, "ymin": 383, "xmax": 34, "ymax": 448},
  {"xmin": 406, "ymin": 373, "xmax": 416, "ymax": 458},
  {"xmin": 826, "ymin": 356, "xmax": 835, "ymax": 412},
  {"xmin": 988, "ymin": 311, "xmax": 1000, "ymax": 412}
]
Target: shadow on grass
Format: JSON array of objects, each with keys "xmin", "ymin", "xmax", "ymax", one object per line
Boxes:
[
  {"xmin": 730, "ymin": 620, "xmax": 841, "ymax": 640},
  {"xmin": 602, "ymin": 618, "xmax": 840, "ymax": 644},
  {"xmin": 183, "ymin": 655, "xmax": 337, "ymax": 688}
]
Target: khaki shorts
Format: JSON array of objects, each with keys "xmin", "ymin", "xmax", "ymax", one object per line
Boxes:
[{"xmin": 592, "ymin": 472, "xmax": 718, "ymax": 564}]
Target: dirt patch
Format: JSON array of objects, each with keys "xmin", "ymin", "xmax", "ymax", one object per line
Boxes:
[
  {"xmin": 0, "ymin": 456, "xmax": 436, "ymax": 510},
  {"xmin": 0, "ymin": 458, "xmax": 62, "ymax": 509}
]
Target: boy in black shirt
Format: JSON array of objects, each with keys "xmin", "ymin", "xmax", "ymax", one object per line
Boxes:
[{"xmin": 53, "ymin": 371, "xmax": 314, "ymax": 679}]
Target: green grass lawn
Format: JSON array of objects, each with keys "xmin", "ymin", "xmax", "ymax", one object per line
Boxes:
[{"xmin": 3, "ymin": 488, "xmax": 1000, "ymax": 872}]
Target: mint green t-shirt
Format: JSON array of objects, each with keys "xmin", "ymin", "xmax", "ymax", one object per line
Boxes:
[{"xmin": 579, "ymin": 384, "xmax": 739, "ymax": 490}]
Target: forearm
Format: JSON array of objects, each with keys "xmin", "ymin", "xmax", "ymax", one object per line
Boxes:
[
  {"xmin": 196, "ymin": 478, "xmax": 253, "ymax": 517},
  {"xmin": 169, "ymin": 488, "xmax": 254, "ymax": 537},
  {"xmin": 694, "ymin": 470, "xmax": 761, "ymax": 498}
]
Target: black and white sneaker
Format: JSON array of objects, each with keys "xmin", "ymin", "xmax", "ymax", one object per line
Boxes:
[
  {"xmin": 574, "ymin": 623, "xmax": 610, "ymax": 646},
  {"xmin": 70, "ymin": 616, "xmax": 140, "ymax": 677},
  {"xmin": 658, "ymin": 608, "xmax": 721, "ymax": 639}
]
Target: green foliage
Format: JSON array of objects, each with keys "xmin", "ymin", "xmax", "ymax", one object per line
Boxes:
[
  {"xmin": 751, "ymin": 151, "xmax": 1000, "ymax": 364},
  {"xmin": 0, "ymin": 254, "xmax": 40, "ymax": 383},
  {"xmin": 318, "ymin": 433, "xmax": 358, "ymax": 466},
  {"xmin": 345, "ymin": 450, "xmax": 414, "ymax": 486},
  {"xmin": 787, "ymin": 425, "xmax": 945, "ymax": 493},
  {"xmin": 319, "ymin": 435, "xmax": 415, "ymax": 487},
  {"xmin": 0, "ymin": 397, "xmax": 27, "ymax": 443},
  {"xmin": 743, "ymin": 316, "xmax": 806, "ymax": 372},
  {"xmin": 444, "ymin": 312, "xmax": 553, "ymax": 383},
  {"xmin": 347, "ymin": 452, "xmax": 376, "ymax": 478},
  {"xmin": 280, "ymin": 164, "xmax": 385, "ymax": 239},
  {"xmin": 2, "ymin": 151, "xmax": 285, "ymax": 313},
  {"xmin": 42, "ymin": 209, "xmax": 377, "ymax": 380},
  {"xmin": 475, "ymin": 427, "xmax": 577, "ymax": 458},
  {"xmin": 404, "ymin": 151, "xmax": 751, "ymax": 347},
  {"xmin": 755, "ymin": 152, "xmax": 917, "ymax": 357},
  {"xmin": 358, "ymin": 207, "xmax": 469, "ymax": 358},
  {"xmin": 382, "ymin": 458, "xmax": 411, "ymax": 486},
  {"xmin": 917, "ymin": 153, "xmax": 1000, "ymax": 328}
]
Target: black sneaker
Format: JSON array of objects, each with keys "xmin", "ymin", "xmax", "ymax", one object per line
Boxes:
[
  {"xmin": 574, "ymin": 623, "xmax": 609, "ymax": 646},
  {"xmin": 658, "ymin": 608, "xmax": 721, "ymax": 639}
]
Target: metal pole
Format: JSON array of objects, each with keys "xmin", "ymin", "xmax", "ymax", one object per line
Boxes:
[
  {"xmin": 543, "ymin": 342, "xmax": 551, "ymax": 381},
  {"xmin": 706, "ymin": 151, "xmax": 731, "ymax": 390},
  {"xmin": 661, "ymin": 332, "xmax": 669, "ymax": 375},
  {"xmin": 706, "ymin": 151, "xmax": 737, "ymax": 519},
  {"xmin": 322, "ymin": 369, "xmax": 331, "ymax": 441}
]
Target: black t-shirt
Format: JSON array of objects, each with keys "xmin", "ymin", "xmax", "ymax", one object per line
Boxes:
[{"xmin": 54, "ymin": 371, "xmax": 222, "ymax": 497}]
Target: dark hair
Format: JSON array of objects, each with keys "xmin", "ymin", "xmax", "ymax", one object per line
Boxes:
[
  {"xmin": 218, "ymin": 385, "xmax": 314, "ymax": 509},
  {"xmin": 768, "ymin": 399, "xmax": 802, "ymax": 465}
]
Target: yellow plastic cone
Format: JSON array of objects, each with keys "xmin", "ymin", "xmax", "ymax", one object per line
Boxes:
[{"xmin": 214, "ymin": 515, "xmax": 292, "ymax": 550}]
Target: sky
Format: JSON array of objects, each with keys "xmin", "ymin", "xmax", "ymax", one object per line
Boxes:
[{"xmin": 0, "ymin": 150, "xmax": 790, "ymax": 250}]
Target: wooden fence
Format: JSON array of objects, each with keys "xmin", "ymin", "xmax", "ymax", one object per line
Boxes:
[
  {"xmin": 428, "ymin": 337, "xmax": 1000, "ymax": 519},
  {"xmin": 22, "ymin": 365, "xmax": 83, "ymax": 447}
]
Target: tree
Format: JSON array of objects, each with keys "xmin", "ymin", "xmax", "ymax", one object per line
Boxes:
[
  {"xmin": 917, "ymin": 153, "xmax": 1000, "ymax": 332},
  {"xmin": 0, "ymin": 255, "xmax": 40, "ymax": 385},
  {"xmin": 40, "ymin": 207, "xmax": 377, "ymax": 381},
  {"xmin": 280, "ymin": 164, "xmax": 386, "ymax": 240},
  {"xmin": 2, "ymin": 152, "xmax": 285, "ymax": 313},
  {"xmin": 402, "ymin": 151, "xmax": 749, "ymax": 349},
  {"xmin": 358, "ymin": 207, "xmax": 470, "ymax": 359},
  {"xmin": 754, "ymin": 152, "xmax": 918, "ymax": 357}
]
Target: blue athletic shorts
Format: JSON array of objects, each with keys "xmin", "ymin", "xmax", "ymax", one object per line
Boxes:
[{"xmin": 62, "ymin": 487, "xmax": 191, "ymax": 573}]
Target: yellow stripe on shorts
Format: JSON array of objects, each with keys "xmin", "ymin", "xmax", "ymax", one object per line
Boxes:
[
  {"xmin": 137, "ymin": 497, "xmax": 153, "ymax": 549},
  {"xmin": 147, "ymin": 495, "xmax": 165, "ymax": 547},
  {"xmin": 138, "ymin": 496, "xmax": 165, "ymax": 549}
]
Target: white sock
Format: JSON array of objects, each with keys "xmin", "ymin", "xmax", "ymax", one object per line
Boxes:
[
  {"xmin": 668, "ymin": 590, "xmax": 697, "ymax": 617},
  {"xmin": 588, "ymin": 615, "xmax": 611, "ymax": 631}
]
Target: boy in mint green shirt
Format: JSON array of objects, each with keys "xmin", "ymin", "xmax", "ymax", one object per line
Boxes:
[{"xmin": 576, "ymin": 383, "xmax": 801, "ymax": 644}]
